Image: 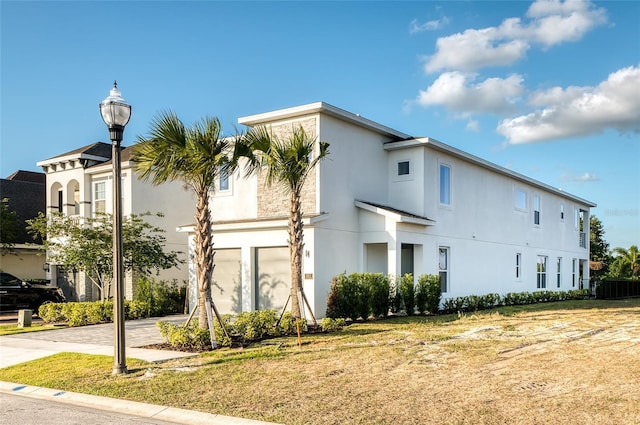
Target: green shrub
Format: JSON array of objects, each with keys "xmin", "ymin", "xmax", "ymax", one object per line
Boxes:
[
  {"xmin": 232, "ymin": 310, "xmax": 280, "ymax": 342},
  {"xmin": 320, "ymin": 317, "xmax": 347, "ymax": 332},
  {"xmin": 366, "ymin": 273, "xmax": 390, "ymax": 318},
  {"xmin": 399, "ymin": 274, "xmax": 415, "ymax": 315},
  {"xmin": 389, "ymin": 276, "xmax": 402, "ymax": 314},
  {"xmin": 38, "ymin": 302, "xmax": 64, "ymax": 323},
  {"xmin": 351, "ymin": 273, "xmax": 371, "ymax": 320},
  {"xmin": 157, "ymin": 320, "xmax": 211, "ymax": 350},
  {"xmin": 416, "ymin": 274, "xmax": 441, "ymax": 314},
  {"xmin": 134, "ymin": 277, "xmax": 185, "ymax": 317},
  {"xmin": 278, "ymin": 312, "xmax": 307, "ymax": 335}
]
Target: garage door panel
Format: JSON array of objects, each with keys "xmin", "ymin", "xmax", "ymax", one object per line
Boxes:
[
  {"xmin": 255, "ymin": 247, "xmax": 290, "ymax": 311},
  {"xmin": 212, "ymin": 249, "xmax": 242, "ymax": 315}
]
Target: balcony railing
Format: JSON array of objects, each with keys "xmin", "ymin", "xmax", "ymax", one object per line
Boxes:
[{"xmin": 579, "ymin": 232, "xmax": 587, "ymax": 248}]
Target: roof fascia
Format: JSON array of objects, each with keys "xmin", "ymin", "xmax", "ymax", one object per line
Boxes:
[
  {"xmin": 384, "ymin": 137, "xmax": 596, "ymax": 208},
  {"xmin": 238, "ymin": 102, "xmax": 410, "ymax": 140},
  {"xmin": 355, "ymin": 200, "xmax": 434, "ymax": 226},
  {"xmin": 37, "ymin": 153, "xmax": 110, "ymax": 168}
]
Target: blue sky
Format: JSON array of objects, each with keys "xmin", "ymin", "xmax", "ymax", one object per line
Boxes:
[{"xmin": 1, "ymin": 1, "xmax": 638, "ymax": 250}]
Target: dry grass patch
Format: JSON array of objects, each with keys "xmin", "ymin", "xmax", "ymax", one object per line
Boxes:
[{"xmin": 1, "ymin": 299, "xmax": 639, "ymax": 424}]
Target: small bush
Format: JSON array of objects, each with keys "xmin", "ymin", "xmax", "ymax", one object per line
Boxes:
[
  {"xmin": 416, "ymin": 274, "xmax": 441, "ymax": 314},
  {"xmin": 366, "ymin": 273, "xmax": 390, "ymax": 318},
  {"xmin": 38, "ymin": 302, "xmax": 64, "ymax": 323},
  {"xmin": 157, "ymin": 320, "xmax": 211, "ymax": 350},
  {"xmin": 320, "ymin": 317, "xmax": 347, "ymax": 332},
  {"xmin": 399, "ymin": 274, "xmax": 415, "ymax": 315},
  {"xmin": 389, "ymin": 276, "xmax": 402, "ymax": 314},
  {"xmin": 134, "ymin": 277, "xmax": 185, "ymax": 317}
]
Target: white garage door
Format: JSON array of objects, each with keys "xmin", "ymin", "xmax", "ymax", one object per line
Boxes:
[
  {"xmin": 211, "ymin": 249, "xmax": 242, "ymax": 315},
  {"xmin": 255, "ymin": 247, "xmax": 290, "ymax": 311}
]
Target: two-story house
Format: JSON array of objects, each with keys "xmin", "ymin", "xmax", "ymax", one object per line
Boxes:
[
  {"xmin": 0, "ymin": 170, "xmax": 46, "ymax": 279},
  {"xmin": 179, "ymin": 102, "xmax": 595, "ymax": 318},
  {"xmin": 37, "ymin": 142, "xmax": 193, "ymax": 302}
]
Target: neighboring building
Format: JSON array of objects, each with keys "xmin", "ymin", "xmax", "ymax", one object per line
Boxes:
[
  {"xmin": 37, "ymin": 143, "xmax": 193, "ymax": 301},
  {"xmin": 180, "ymin": 102, "xmax": 595, "ymax": 318},
  {"xmin": 0, "ymin": 171, "xmax": 46, "ymax": 280}
]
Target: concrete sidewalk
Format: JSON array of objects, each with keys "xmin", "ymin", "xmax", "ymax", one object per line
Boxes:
[
  {"xmin": 0, "ymin": 315, "xmax": 283, "ymax": 425},
  {"xmin": 0, "ymin": 314, "xmax": 196, "ymax": 368}
]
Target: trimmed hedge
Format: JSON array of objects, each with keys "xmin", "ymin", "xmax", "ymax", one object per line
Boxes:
[
  {"xmin": 38, "ymin": 278, "xmax": 185, "ymax": 327},
  {"xmin": 441, "ymin": 289, "xmax": 589, "ymax": 314},
  {"xmin": 327, "ymin": 273, "xmax": 442, "ymax": 319}
]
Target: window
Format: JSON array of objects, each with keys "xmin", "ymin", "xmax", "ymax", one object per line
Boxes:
[
  {"xmin": 57, "ymin": 189, "xmax": 63, "ymax": 213},
  {"xmin": 219, "ymin": 169, "xmax": 230, "ymax": 192},
  {"xmin": 560, "ymin": 204, "xmax": 565, "ymax": 220},
  {"xmin": 439, "ymin": 247, "xmax": 449, "ymax": 292},
  {"xmin": 533, "ymin": 195, "xmax": 540, "ymax": 225},
  {"xmin": 515, "ymin": 189, "xmax": 527, "ymax": 210},
  {"xmin": 572, "ymin": 258, "xmax": 577, "ymax": 287},
  {"xmin": 94, "ymin": 182, "xmax": 106, "ymax": 214},
  {"xmin": 537, "ymin": 256, "xmax": 547, "ymax": 289},
  {"xmin": 439, "ymin": 164, "xmax": 451, "ymax": 205},
  {"xmin": 74, "ymin": 186, "xmax": 80, "ymax": 215},
  {"xmin": 516, "ymin": 253, "xmax": 522, "ymax": 280},
  {"xmin": 397, "ymin": 161, "xmax": 410, "ymax": 176},
  {"xmin": 556, "ymin": 257, "xmax": 562, "ymax": 288}
]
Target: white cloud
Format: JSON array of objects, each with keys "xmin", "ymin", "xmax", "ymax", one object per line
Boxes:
[
  {"xmin": 466, "ymin": 119, "xmax": 480, "ymax": 132},
  {"xmin": 416, "ymin": 72, "xmax": 524, "ymax": 115},
  {"xmin": 497, "ymin": 65, "xmax": 640, "ymax": 143},
  {"xmin": 561, "ymin": 172, "xmax": 599, "ymax": 182},
  {"xmin": 424, "ymin": 0, "xmax": 607, "ymax": 73},
  {"xmin": 410, "ymin": 17, "xmax": 450, "ymax": 34}
]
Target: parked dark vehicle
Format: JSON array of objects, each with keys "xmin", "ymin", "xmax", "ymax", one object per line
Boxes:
[{"xmin": 0, "ymin": 272, "xmax": 66, "ymax": 312}]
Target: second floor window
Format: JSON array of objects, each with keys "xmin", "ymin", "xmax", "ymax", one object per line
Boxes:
[
  {"xmin": 94, "ymin": 182, "xmax": 106, "ymax": 214},
  {"xmin": 440, "ymin": 164, "xmax": 451, "ymax": 205},
  {"xmin": 534, "ymin": 195, "xmax": 540, "ymax": 225},
  {"xmin": 219, "ymin": 169, "xmax": 230, "ymax": 192},
  {"xmin": 397, "ymin": 161, "xmax": 410, "ymax": 176}
]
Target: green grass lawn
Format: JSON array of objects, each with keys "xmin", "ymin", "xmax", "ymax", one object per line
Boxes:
[
  {"xmin": 0, "ymin": 323, "xmax": 57, "ymax": 336},
  {"xmin": 1, "ymin": 298, "xmax": 639, "ymax": 425}
]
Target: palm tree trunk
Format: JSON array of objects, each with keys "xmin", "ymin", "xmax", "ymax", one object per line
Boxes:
[
  {"xmin": 194, "ymin": 187, "xmax": 214, "ymax": 329},
  {"xmin": 289, "ymin": 190, "xmax": 303, "ymax": 319}
]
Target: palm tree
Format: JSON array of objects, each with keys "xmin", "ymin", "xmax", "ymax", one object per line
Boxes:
[
  {"xmin": 131, "ymin": 111, "xmax": 233, "ymax": 343},
  {"xmin": 611, "ymin": 245, "xmax": 640, "ymax": 278},
  {"xmin": 239, "ymin": 125, "xmax": 329, "ymax": 320}
]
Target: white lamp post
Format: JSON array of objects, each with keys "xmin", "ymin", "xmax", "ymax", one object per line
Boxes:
[{"xmin": 99, "ymin": 81, "xmax": 131, "ymax": 375}]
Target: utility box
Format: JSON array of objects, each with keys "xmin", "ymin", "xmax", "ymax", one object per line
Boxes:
[{"xmin": 17, "ymin": 309, "xmax": 32, "ymax": 327}]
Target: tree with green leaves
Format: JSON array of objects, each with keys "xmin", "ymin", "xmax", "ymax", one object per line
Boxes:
[
  {"xmin": 132, "ymin": 112, "xmax": 234, "ymax": 343},
  {"xmin": 240, "ymin": 125, "xmax": 329, "ymax": 320},
  {"xmin": 0, "ymin": 198, "xmax": 19, "ymax": 255},
  {"xmin": 27, "ymin": 211, "xmax": 182, "ymax": 299},
  {"xmin": 609, "ymin": 245, "xmax": 640, "ymax": 279},
  {"xmin": 589, "ymin": 215, "xmax": 611, "ymax": 283}
]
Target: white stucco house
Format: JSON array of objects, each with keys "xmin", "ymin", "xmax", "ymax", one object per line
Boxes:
[
  {"xmin": 37, "ymin": 143, "xmax": 193, "ymax": 301},
  {"xmin": 180, "ymin": 102, "xmax": 595, "ymax": 319}
]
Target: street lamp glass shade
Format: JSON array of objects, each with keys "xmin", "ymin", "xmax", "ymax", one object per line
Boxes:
[{"xmin": 100, "ymin": 82, "xmax": 131, "ymax": 128}]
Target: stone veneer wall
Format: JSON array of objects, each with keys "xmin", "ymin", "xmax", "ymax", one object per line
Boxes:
[{"xmin": 256, "ymin": 117, "xmax": 318, "ymax": 218}]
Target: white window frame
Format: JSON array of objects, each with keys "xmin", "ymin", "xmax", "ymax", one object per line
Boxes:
[
  {"xmin": 516, "ymin": 253, "xmax": 522, "ymax": 281},
  {"xmin": 439, "ymin": 163, "xmax": 451, "ymax": 206},
  {"xmin": 439, "ymin": 246, "xmax": 449, "ymax": 293},
  {"xmin": 572, "ymin": 258, "xmax": 577, "ymax": 287},
  {"xmin": 556, "ymin": 257, "xmax": 562, "ymax": 288},
  {"xmin": 560, "ymin": 204, "xmax": 565, "ymax": 221},
  {"xmin": 537, "ymin": 255, "xmax": 547, "ymax": 289},
  {"xmin": 94, "ymin": 181, "xmax": 106, "ymax": 215},
  {"xmin": 533, "ymin": 195, "xmax": 541, "ymax": 225},
  {"xmin": 397, "ymin": 160, "xmax": 410, "ymax": 176},
  {"xmin": 515, "ymin": 188, "xmax": 527, "ymax": 211},
  {"xmin": 218, "ymin": 169, "xmax": 231, "ymax": 193}
]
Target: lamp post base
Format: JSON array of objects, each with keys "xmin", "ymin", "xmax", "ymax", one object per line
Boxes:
[{"xmin": 112, "ymin": 365, "xmax": 128, "ymax": 375}]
